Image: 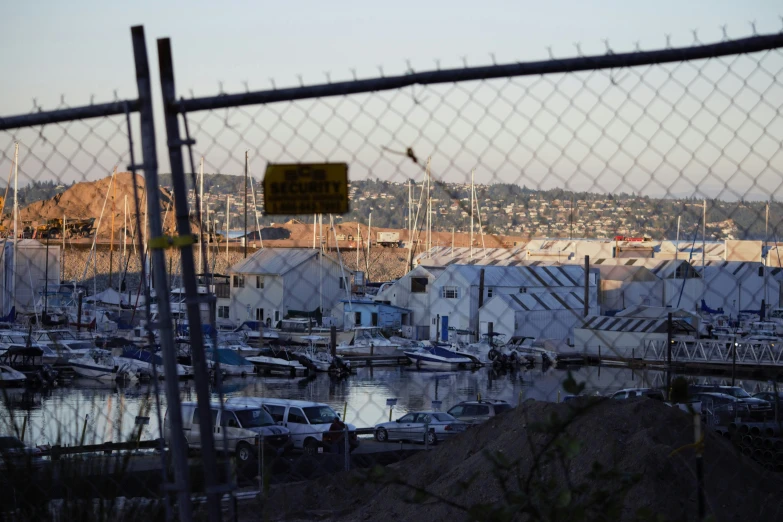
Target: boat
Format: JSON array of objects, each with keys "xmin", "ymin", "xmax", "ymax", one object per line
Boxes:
[
  {"xmin": 0, "ymin": 365, "xmax": 27, "ymax": 386},
  {"xmin": 336, "ymin": 327, "xmax": 402, "ymax": 356},
  {"xmin": 233, "ymin": 321, "xmax": 280, "ymax": 346},
  {"xmin": 209, "ymin": 348, "xmax": 255, "ymax": 377},
  {"xmin": 743, "ymin": 321, "xmax": 780, "ymax": 343},
  {"xmin": 246, "ymin": 347, "xmax": 308, "ymax": 376},
  {"xmin": 296, "ymin": 336, "xmax": 351, "ymax": 375},
  {"xmin": 274, "ymin": 318, "xmax": 353, "ymax": 345},
  {"xmin": 454, "ymin": 332, "xmax": 508, "ymax": 365},
  {"xmin": 505, "ymin": 336, "xmax": 558, "ymax": 365},
  {"xmin": 70, "ymin": 349, "xmax": 134, "ymax": 381},
  {"xmin": 0, "ymin": 346, "xmax": 58, "ymax": 386},
  {"xmin": 404, "ymin": 344, "xmax": 476, "ymax": 370},
  {"xmin": 117, "ymin": 347, "xmax": 191, "ymax": 380}
]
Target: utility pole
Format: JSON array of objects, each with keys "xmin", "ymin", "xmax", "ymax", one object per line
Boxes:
[{"xmin": 243, "ymin": 150, "xmax": 248, "ymax": 259}]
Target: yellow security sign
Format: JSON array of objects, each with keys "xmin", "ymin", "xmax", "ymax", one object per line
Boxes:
[{"xmin": 263, "ymin": 163, "xmax": 349, "ymax": 215}]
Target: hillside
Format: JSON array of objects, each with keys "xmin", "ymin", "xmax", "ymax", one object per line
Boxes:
[{"xmin": 4, "ymin": 173, "xmax": 781, "ymax": 241}]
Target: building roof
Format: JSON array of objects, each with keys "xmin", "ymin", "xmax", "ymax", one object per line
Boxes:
[
  {"xmin": 438, "ymin": 264, "xmax": 592, "ymax": 288},
  {"xmin": 339, "ymin": 299, "xmax": 410, "ymax": 312},
  {"xmin": 483, "ymin": 291, "xmax": 586, "ymax": 311},
  {"xmin": 230, "ymin": 248, "xmax": 347, "ymax": 276},
  {"xmin": 578, "ymin": 314, "xmax": 695, "ymax": 334}
]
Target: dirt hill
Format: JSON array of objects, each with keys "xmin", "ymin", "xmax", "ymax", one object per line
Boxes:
[
  {"xmin": 4, "ymin": 172, "xmax": 178, "ymax": 237},
  {"xmin": 248, "ymin": 399, "xmax": 783, "ymax": 522}
]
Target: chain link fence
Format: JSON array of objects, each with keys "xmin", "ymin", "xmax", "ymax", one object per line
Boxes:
[{"xmin": 0, "ymin": 23, "xmax": 782, "ymax": 522}]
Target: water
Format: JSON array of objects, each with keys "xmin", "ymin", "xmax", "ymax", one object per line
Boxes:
[{"xmin": 1, "ymin": 366, "xmax": 775, "ymax": 448}]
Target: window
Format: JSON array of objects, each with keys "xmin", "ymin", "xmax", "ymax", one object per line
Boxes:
[
  {"xmin": 218, "ymin": 305, "xmax": 230, "ymax": 319},
  {"xmin": 264, "ymin": 405, "xmax": 285, "ymax": 423},
  {"xmin": 256, "ymin": 276, "xmax": 264, "ymax": 288},
  {"xmin": 255, "ymin": 308, "xmax": 264, "ymax": 321},
  {"xmin": 448, "ymin": 405, "xmax": 464, "ymax": 417},
  {"xmin": 193, "ymin": 408, "xmax": 219, "ymax": 425},
  {"xmin": 302, "ymin": 406, "xmax": 338, "ymax": 424},
  {"xmin": 339, "ymin": 277, "xmax": 345, "ymax": 289},
  {"xmin": 232, "ymin": 275, "xmax": 245, "ymax": 288},
  {"xmin": 487, "ymin": 287, "xmax": 494, "ymax": 298},
  {"xmin": 287, "ymin": 408, "xmax": 308, "ymax": 424},
  {"xmin": 274, "ymin": 311, "xmax": 280, "ymax": 322},
  {"xmin": 371, "ymin": 313, "xmax": 378, "ymax": 326},
  {"xmin": 354, "ymin": 311, "xmax": 362, "ymax": 325},
  {"xmin": 519, "ymin": 287, "xmax": 526, "ymax": 293},
  {"xmin": 441, "ymin": 286, "xmax": 459, "ymax": 299},
  {"xmin": 220, "ymin": 412, "xmax": 240, "ymax": 428},
  {"xmin": 411, "ymin": 277, "xmax": 428, "ymax": 293},
  {"xmin": 398, "ymin": 413, "xmax": 416, "ymax": 423},
  {"xmin": 475, "ymin": 405, "xmax": 490, "ymax": 415}
]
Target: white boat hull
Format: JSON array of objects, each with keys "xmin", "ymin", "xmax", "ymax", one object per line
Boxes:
[{"xmin": 246, "ymin": 355, "xmax": 307, "ymax": 376}]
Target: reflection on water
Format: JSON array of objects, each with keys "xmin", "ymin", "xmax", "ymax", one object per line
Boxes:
[{"xmin": 0, "ymin": 366, "xmax": 776, "ymax": 447}]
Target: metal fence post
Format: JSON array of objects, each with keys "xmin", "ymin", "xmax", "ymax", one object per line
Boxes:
[
  {"xmin": 157, "ymin": 36, "xmax": 223, "ymax": 522},
  {"xmin": 344, "ymin": 425, "xmax": 350, "ymax": 471},
  {"xmin": 131, "ymin": 25, "xmax": 193, "ymax": 521}
]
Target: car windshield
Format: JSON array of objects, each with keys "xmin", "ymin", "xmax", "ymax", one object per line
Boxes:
[
  {"xmin": 234, "ymin": 409, "xmax": 275, "ymax": 428},
  {"xmin": 432, "ymin": 413, "xmax": 456, "ymax": 422},
  {"xmin": 725, "ymin": 388, "xmax": 751, "ymax": 399},
  {"xmin": 303, "ymin": 406, "xmax": 338, "ymax": 424}
]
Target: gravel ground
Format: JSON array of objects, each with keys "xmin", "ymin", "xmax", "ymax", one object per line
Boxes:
[{"xmin": 238, "ymin": 399, "xmax": 783, "ymax": 522}]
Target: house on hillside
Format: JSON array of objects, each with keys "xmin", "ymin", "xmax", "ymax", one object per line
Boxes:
[
  {"xmin": 428, "ymin": 264, "xmax": 598, "ymax": 342},
  {"xmin": 225, "ymin": 248, "xmax": 352, "ymax": 326}
]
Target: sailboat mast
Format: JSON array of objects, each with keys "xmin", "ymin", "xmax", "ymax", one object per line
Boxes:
[
  {"xmin": 426, "ymin": 158, "xmax": 431, "ymax": 257},
  {"xmin": 62, "ymin": 213, "xmax": 66, "ymax": 282},
  {"xmin": 123, "ymin": 195, "xmax": 127, "ymax": 269},
  {"xmin": 249, "ymin": 174, "xmax": 263, "ymax": 248},
  {"xmin": 225, "ymin": 195, "xmax": 229, "ymax": 266},
  {"xmin": 243, "ymin": 150, "xmax": 248, "ymax": 259},
  {"xmin": 701, "ymin": 199, "xmax": 706, "ymax": 305},
  {"xmin": 198, "ymin": 157, "xmax": 204, "ymax": 271},
  {"xmin": 108, "ymin": 168, "xmax": 117, "ymax": 289},
  {"xmin": 12, "ymin": 143, "xmax": 18, "ymax": 305},
  {"xmin": 470, "ymin": 169, "xmax": 474, "ymax": 261},
  {"xmin": 367, "ymin": 213, "xmax": 372, "ymax": 276}
]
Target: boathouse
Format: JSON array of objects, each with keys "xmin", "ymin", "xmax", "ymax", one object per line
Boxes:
[{"xmin": 226, "ymin": 248, "xmax": 353, "ymax": 326}]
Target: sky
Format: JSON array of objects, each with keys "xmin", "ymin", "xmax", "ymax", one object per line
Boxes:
[{"xmin": 1, "ymin": 1, "xmax": 782, "ymax": 199}]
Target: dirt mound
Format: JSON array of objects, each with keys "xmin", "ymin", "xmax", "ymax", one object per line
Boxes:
[
  {"xmin": 8, "ymin": 172, "xmax": 177, "ymax": 236},
  {"xmin": 250, "ymin": 399, "xmax": 783, "ymax": 522}
]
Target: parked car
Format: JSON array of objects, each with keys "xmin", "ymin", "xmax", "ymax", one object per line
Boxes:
[
  {"xmin": 689, "ymin": 392, "xmax": 748, "ymax": 418},
  {"xmin": 374, "ymin": 411, "xmax": 468, "ymax": 445},
  {"xmin": 164, "ymin": 402, "xmax": 292, "ymax": 463},
  {"xmin": 0, "ymin": 436, "xmax": 43, "ymax": 468},
  {"xmin": 752, "ymin": 391, "xmax": 783, "ymax": 404},
  {"xmin": 227, "ymin": 398, "xmax": 359, "ymax": 454},
  {"xmin": 609, "ymin": 388, "xmax": 665, "ymax": 401},
  {"xmin": 447, "ymin": 399, "xmax": 513, "ymax": 424},
  {"xmin": 690, "ymin": 385, "xmax": 771, "ymax": 418}
]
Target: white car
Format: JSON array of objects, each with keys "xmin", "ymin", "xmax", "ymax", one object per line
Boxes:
[{"xmin": 227, "ymin": 398, "xmax": 359, "ymax": 453}]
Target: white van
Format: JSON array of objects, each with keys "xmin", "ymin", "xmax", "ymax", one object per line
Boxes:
[
  {"xmin": 226, "ymin": 398, "xmax": 359, "ymax": 453},
  {"xmin": 164, "ymin": 401, "xmax": 293, "ymax": 462}
]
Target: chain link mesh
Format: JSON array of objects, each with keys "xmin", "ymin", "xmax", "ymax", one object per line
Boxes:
[{"xmin": 1, "ymin": 27, "xmax": 783, "ymax": 522}]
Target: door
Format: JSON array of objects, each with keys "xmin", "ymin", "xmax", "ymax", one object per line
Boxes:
[
  {"xmin": 410, "ymin": 413, "xmax": 431, "ymax": 439},
  {"xmin": 218, "ymin": 410, "xmax": 242, "ymax": 452},
  {"xmin": 190, "ymin": 407, "xmax": 218, "ymax": 449},
  {"xmin": 441, "ymin": 316, "xmax": 449, "ymax": 342},
  {"xmin": 391, "ymin": 413, "xmax": 416, "ymax": 440},
  {"xmin": 284, "ymin": 407, "xmax": 312, "ymax": 448}
]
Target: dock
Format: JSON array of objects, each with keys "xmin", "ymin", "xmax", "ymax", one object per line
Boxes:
[{"xmin": 343, "ymin": 355, "xmax": 411, "ymax": 367}]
